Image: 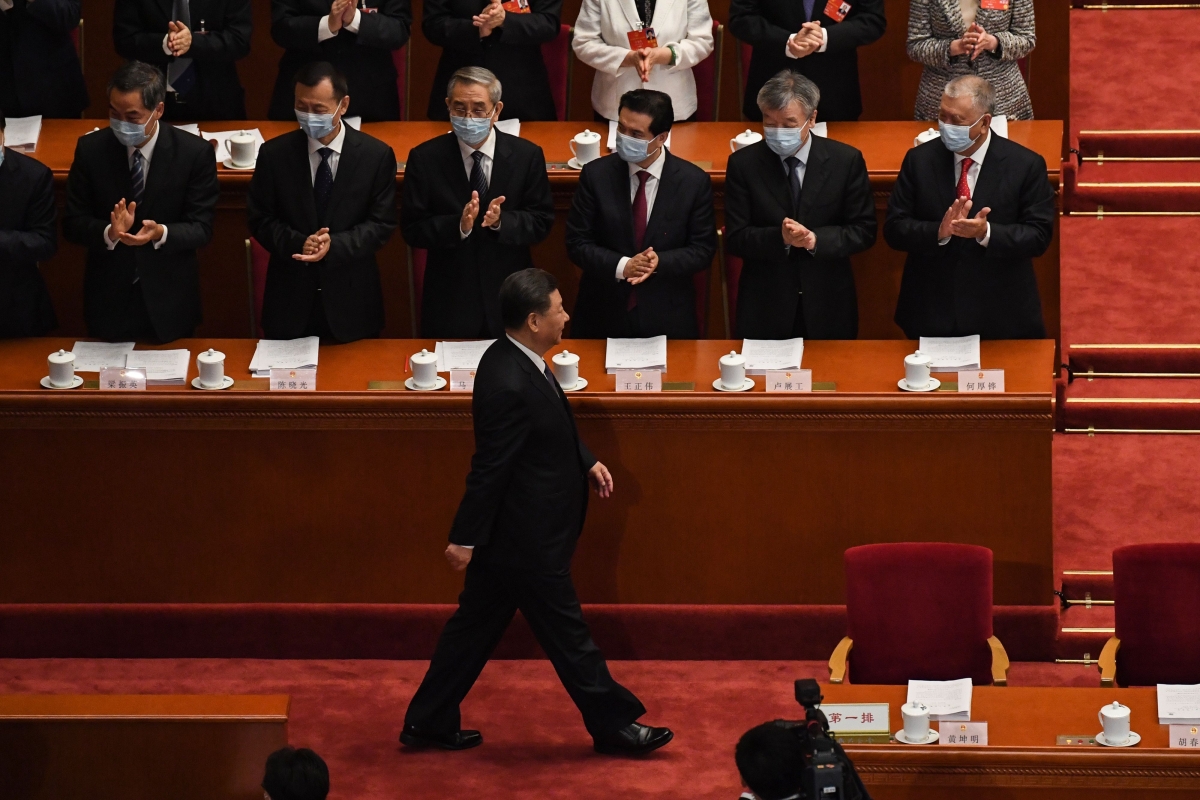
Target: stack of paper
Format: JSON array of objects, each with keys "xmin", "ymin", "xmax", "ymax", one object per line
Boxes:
[
  {"xmin": 741, "ymin": 338, "xmax": 803, "ymax": 375},
  {"xmin": 1158, "ymin": 684, "xmax": 1200, "ymax": 725},
  {"xmin": 907, "ymin": 678, "xmax": 972, "ymax": 721},
  {"xmin": 173, "ymin": 123, "xmax": 201, "ymax": 136},
  {"xmin": 199, "ymin": 127, "xmax": 266, "ymax": 164},
  {"xmin": 3, "ymin": 116, "xmax": 42, "ymax": 152},
  {"xmin": 435, "ymin": 340, "xmax": 496, "ymax": 373},
  {"xmin": 125, "ymin": 349, "xmax": 190, "ymax": 385},
  {"xmin": 71, "ymin": 341, "xmax": 135, "ymax": 372},
  {"xmin": 248, "ymin": 336, "xmax": 319, "ymax": 377},
  {"xmin": 918, "ymin": 335, "xmax": 981, "ymax": 371},
  {"xmin": 606, "ymin": 336, "xmax": 667, "ymax": 374}
]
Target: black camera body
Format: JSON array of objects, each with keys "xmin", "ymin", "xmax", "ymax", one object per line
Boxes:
[{"xmin": 773, "ymin": 679, "xmax": 871, "ymax": 800}]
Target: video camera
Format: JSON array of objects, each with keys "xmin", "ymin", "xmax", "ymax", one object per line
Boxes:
[{"xmin": 773, "ymin": 679, "xmax": 871, "ymax": 800}]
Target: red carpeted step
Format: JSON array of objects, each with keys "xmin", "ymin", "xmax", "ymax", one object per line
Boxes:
[
  {"xmin": 1060, "ymin": 570, "xmax": 1114, "ymax": 601},
  {"xmin": 1062, "ymin": 377, "xmax": 1200, "ymax": 429},
  {"xmin": 1069, "ymin": 346, "xmax": 1200, "ymax": 377},
  {"xmin": 1075, "ymin": 160, "xmax": 1200, "ymax": 184},
  {"xmin": 1076, "ymin": 131, "xmax": 1200, "ymax": 159}
]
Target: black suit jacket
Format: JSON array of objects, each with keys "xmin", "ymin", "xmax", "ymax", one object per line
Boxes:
[
  {"xmin": 0, "ymin": 148, "xmax": 57, "ymax": 337},
  {"xmin": 113, "ymin": 0, "xmax": 252, "ymax": 121},
  {"xmin": 725, "ymin": 136, "xmax": 876, "ymax": 339},
  {"xmin": 424, "ymin": 0, "xmax": 561, "ymax": 122},
  {"xmin": 884, "ymin": 134, "xmax": 1055, "ymax": 340},
  {"xmin": 450, "ymin": 337, "xmax": 596, "ymax": 573},
  {"xmin": 0, "ymin": 0, "xmax": 88, "ymax": 118},
  {"xmin": 269, "ymin": 0, "xmax": 411, "ymax": 122},
  {"xmin": 62, "ymin": 124, "xmax": 219, "ymax": 342},
  {"xmin": 401, "ymin": 130, "xmax": 554, "ymax": 338},
  {"xmin": 565, "ymin": 151, "xmax": 716, "ymax": 339},
  {"xmin": 729, "ymin": 0, "xmax": 885, "ymax": 122},
  {"xmin": 247, "ymin": 125, "xmax": 398, "ymax": 342}
]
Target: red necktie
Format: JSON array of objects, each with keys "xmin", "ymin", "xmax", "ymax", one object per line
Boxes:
[
  {"xmin": 956, "ymin": 157, "xmax": 974, "ymax": 199},
  {"xmin": 628, "ymin": 170, "xmax": 650, "ymax": 311}
]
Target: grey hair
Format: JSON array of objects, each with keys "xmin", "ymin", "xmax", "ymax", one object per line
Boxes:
[
  {"xmin": 447, "ymin": 66, "xmax": 503, "ymax": 105},
  {"xmin": 108, "ymin": 60, "xmax": 166, "ymax": 110},
  {"xmin": 943, "ymin": 75, "xmax": 996, "ymax": 116},
  {"xmin": 756, "ymin": 70, "xmax": 820, "ymax": 117}
]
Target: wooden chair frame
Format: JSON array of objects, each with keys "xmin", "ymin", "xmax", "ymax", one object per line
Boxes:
[{"xmin": 828, "ymin": 635, "xmax": 1011, "ymax": 686}]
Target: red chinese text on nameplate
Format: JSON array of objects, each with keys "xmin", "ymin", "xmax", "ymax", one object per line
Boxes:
[
  {"xmin": 766, "ymin": 369, "xmax": 812, "ymax": 393},
  {"xmin": 270, "ymin": 368, "xmax": 317, "ymax": 391},
  {"xmin": 1171, "ymin": 725, "xmax": 1200, "ymax": 748},
  {"xmin": 99, "ymin": 367, "xmax": 147, "ymax": 391},
  {"xmin": 616, "ymin": 369, "xmax": 661, "ymax": 392},
  {"xmin": 449, "ymin": 369, "xmax": 476, "ymax": 392},
  {"xmin": 939, "ymin": 721, "xmax": 988, "ymax": 746},
  {"xmin": 626, "ymin": 26, "xmax": 658, "ymax": 50},
  {"xmin": 958, "ymin": 369, "xmax": 1005, "ymax": 393}
]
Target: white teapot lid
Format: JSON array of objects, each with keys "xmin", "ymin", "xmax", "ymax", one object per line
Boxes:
[
  {"xmin": 411, "ymin": 348, "xmax": 437, "ymax": 364},
  {"xmin": 575, "ymin": 128, "xmax": 601, "ymax": 141},
  {"xmin": 720, "ymin": 350, "xmax": 744, "ymax": 367},
  {"xmin": 552, "ymin": 349, "xmax": 579, "ymax": 365}
]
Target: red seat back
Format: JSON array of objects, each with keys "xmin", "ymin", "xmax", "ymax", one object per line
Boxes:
[
  {"xmin": 247, "ymin": 238, "xmax": 270, "ymax": 337},
  {"xmin": 541, "ymin": 24, "xmax": 573, "ymax": 121},
  {"xmin": 719, "ymin": 227, "xmax": 742, "ymax": 337},
  {"xmin": 1114, "ymin": 543, "xmax": 1200, "ymax": 686},
  {"xmin": 392, "ymin": 45, "xmax": 409, "ymax": 120},
  {"xmin": 409, "ymin": 247, "xmax": 428, "ymax": 336},
  {"xmin": 844, "ymin": 543, "xmax": 995, "ymax": 685},
  {"xmin": 737, "ymin": 41, "xmax": 753, "ymax": 118},
  {"xmin": 692, "ymin": 21, "xmax": 724, "ymax": 122}
]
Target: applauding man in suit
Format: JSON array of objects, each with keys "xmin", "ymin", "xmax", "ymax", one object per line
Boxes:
[
  {"xmin": 402, "ymin": 66, "xmax": 554, "ymax": 338},
  {"xmin": 248, "ymin": 61, "xmax": 398, "ymax": 343},
  {"xmin": 63, "ymin": 61, "xmax": 219, "ymax": 343},
  {"xmin": 403, "ymin": 268, "xmax": 672, "ymax": 757},
  {"xmin": 566, "ymin": 89, "xmax": 715, "ymax": 339},
  {"xmin": 725, "ymin": 70, "xmax": 875, "ymax": 339},
  {"xmin": 884, "ymin": 75, "xmax": 1054, "ymax": 339},
  {"xmin": 0, "ymin": 113, "xmax": 58, "ymax": 337}
]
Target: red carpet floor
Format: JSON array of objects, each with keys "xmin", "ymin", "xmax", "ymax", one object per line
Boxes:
[{"xmin": 0, "ymin": 658, "xmax": 1096, "ymax": 800}]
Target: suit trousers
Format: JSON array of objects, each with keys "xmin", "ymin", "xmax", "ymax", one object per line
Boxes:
[{"xmin": 404, "ymin": 553, "xmax": 646, "ymax": 739}]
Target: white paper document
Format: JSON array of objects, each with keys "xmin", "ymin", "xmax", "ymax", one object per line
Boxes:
[
  {"xmin": 248, "ymin": 336, "xmax": 319, "ymax": 377},
  {"xmin": 3, "ymin": 115, "xmax": 42, "ymax": 152},
  {"xmin": 741, "ymin": 338, "xmax": 803, "ymax": 375},
  {"xmin": 344, "ymin": 116, "xmax": 362, "ymax": 130},
  {"xmin": 919, "ymin": 335, "xmax": 981, "ymax": 371},
  {"xmin": 606, "ymin": 336, "xmax": 667, "ymax": 373},
  {"xmin": 173, "ymin": 123, "xmax": 201, "ymax": 136},
  {"xmin": 811, "ymin": 122, "xmax": 828, "ymax": 138},
  {"xmin": 1158, "ymin": 684, "xmax": 1200, "ymax": 724},
  {"xmin": 71, "ymin": 341, "xmax": 135, "ymax": 372},
  {"xmin": 435, "ymin": 340, "xmax": 496, "ymax": 373},
  {"xmin": 606, "ymin": 120, "xmax": 672, "ymax": 152},
  {"xmin": 907, "ymin": 678, "xmax": 972, "ymax": 721},
  {"xmin": 495, "ymin": 118, "xmax": 521, "ymax": 138},
  {"xmin": 125, "ymin": 349, "xmax": 191, "ymax": 385},
  {"xmin": 199, "ymin": 127, "xmax": 266, "ymax": 164}
]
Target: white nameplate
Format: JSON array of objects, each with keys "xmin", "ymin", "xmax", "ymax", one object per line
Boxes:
[
  {"xmin": 270, "ymin": 368, "xmax": 317, "ymax": 391},
  {"xmin": 822, "ymin": 703, "xmax": 889, "ymax": 734},
  {"xmin": 958, "ymin": 369, "xmax": 1005, "ymax": 393},
  {"xmin": 939, "ymin": 721, "xmax": 988, "ymax": 746},
  {"xmin": 99, "ymin": 367, "xmax": 147, "ymax": 391},
  {"xmin": 1171, "ymin": 725, "xmax": 1200, "ymax": 748},
  {"xmin": 449, "ymin": 369, "xmax": 476, "ymax": 392},
  {"xmin": 765, "ymin": 369, "xmax": 812, "ymax": 393},
  {"xmin": 615, "ymin": 369, "xmax": 661, "ymax": 392}
]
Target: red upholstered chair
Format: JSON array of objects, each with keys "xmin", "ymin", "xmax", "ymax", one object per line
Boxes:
[
  {"xmin": 392, "ymin": 45, "xmax": 410, "ymax": 120},
  {"xmin": 408, "ymin": 246, "xmax": 428, "ymax": 336},
  {"xmin": 692, "ymin": 21, "xmax": 724, "ymax": 122},
  {"xmin": 829, "ymin": 543, "xmax": 1010, "ymax": 686},
  {"xmin": 736, "ymin": 41, "xmax": 752, "ymax": 120},
  {"xmin": 541, "ymin": 24, "xmax": 574, "ymax": 121},
  {"xmin": 1100, "ymin": 544, "xmax": 1200, "ymax": 687},
  {"xmin": 245, "ymin": 238, "xmax": 270, "ymax": 337},
  {"xmin": 717, "ymin": 227, "xmax": 742, "ymax": 338}
]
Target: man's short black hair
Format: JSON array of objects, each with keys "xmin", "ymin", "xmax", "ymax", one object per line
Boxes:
[
  {"xmin": 500, "ymin": 268, "xmax": 559, "ymax": 330},
  {"xmin": 262, "ymin": 746, "xmax": 329, "ymax": 800},
  {"xmin": 618, "ymin": 89, "xmax": 674, "ymax": 137},
  {"xmin": 108, "ymin": 61, "xmax": 166, "ymax": 111},
  {"xmin": 293, "ymin": 61, "xmax": 349, "ymax": 101},
  {"xmin": 735, "ymin": 723, "xmax": 805, "ymax": 800}
]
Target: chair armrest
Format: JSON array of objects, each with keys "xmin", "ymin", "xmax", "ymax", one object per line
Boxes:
[
  {"xmin": 1098, "ymin": 636, "xmax": 1121, "ymax": 688},
  {"xmin": 828, "ymin": 637, "xmax": 853, "ymax": 684},
  {"xmin": 987, "ymin": 636, "xmax": 1010, "ymax": 686}
]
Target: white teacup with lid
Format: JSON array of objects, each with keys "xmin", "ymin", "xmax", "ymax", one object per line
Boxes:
[
  {"xmin": 730, "ymin": 129, "xmax": 763, "ymax": 152},
  {"xmin": 1098, "ymin": 700, "xmax": 1132, "ymax": 745},
  {"xmin": 552, "ymin": 349, "xmax": 580, "ymax": 389},
  {"xmin": 719, "ymin": 350, "xmax": 746, "ymax": 390},
  {"xmin": 47, "ymin": 349, "xmax": 76, "ymax": 388},
  {"xmin": 197, "ymin": 348, "xmax": 226, "ymax": 388},
  {"xmin": 904, "ymin": 350, "xmax": 933, "ymax": 390},
  {"xmin": 900, "ymin": 701, "xmax": 931, "ymax": 743},
  {"xmin": 570, "ymin": 129, "xmax": 602, "ymax": 164},
  {"xmin": 225, "ymin": 131, "xmax": 256, "ymax": 167},
  {"xmin": 411, "ymin": 349, "xmax": 438, "ymax": 389}
]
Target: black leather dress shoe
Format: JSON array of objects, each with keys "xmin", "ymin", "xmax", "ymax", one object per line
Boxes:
[
  {"xmin": 399, "ymin": 725, "xmax": 483, "ymax": 750},
  {"xmin": 593, "ymin": 722, "xmax": 674, "ymax": 755}
]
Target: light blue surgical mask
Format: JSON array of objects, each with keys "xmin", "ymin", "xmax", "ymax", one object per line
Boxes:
[
  {"xmin": 450, "ymin": 113, "xmax": 493, "ymax": 146},
  {"xmin": 763, "ymin": 122, "xmax": 807, "ymax": 157},
  {"xmin": 109, "ymin": 116, "xmax": 153, "ymax": 147},
  {"xmin": 938, "ymin": 116, "xmax": 985, "ymax": 153},
  {"xmin": 0, "ymin": 146, "xmax": 5, "ymax": 168},
  {"xmin": 615, "ymin": 131, "xmax": 660, "ymax": 163},
  {"xmin": 296, "ymin": 110, "xmax": 339, "ymax": 140}
]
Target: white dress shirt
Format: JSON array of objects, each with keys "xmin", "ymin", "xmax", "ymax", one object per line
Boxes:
[
  {"xmin": 615, "ymin": 145, "xmax": 667, "ymax": 281},
  {"xmin": 307, "ymin": 119, "xmax": 347, "ymax": 184},
  {"xmin": 778, "ymin": 131, "xmax": 815, "ymax": 255},
  {"xmin": 318, "ymin": 8, "xmax": 362, "ymax": 41},
  {"xmin": 104, "ymin": 121, "xmax": 170, "ymax": 250},
  {"xmin": 939, "ymin": 130, "xmax": 992, "ymax": 247},
  {"xmin": 784, "ymin": 27, "xmax": 829, "ymax": 56},
  {"xmin": 458, "ymin": 127, "xmax": 501, "ymax": 239}
]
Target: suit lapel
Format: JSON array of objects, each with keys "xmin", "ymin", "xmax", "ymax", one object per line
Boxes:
[
  {"xmin": 936, "ymin": 144, "xmax": 958, "ymax": 211},
  {"xmin": 140, "ymin": 123, "xmax": 174, "ymax": 214},
  {"xmin": 643, "ymin": 152, "xmax": 677, "ymax": 249},
  {"xmin": 612, "ymin": 156, "xmax": 637, "ymax": 253},
  {"xmin": 506, "ymin": 340, "xmax": 570, "ymax": 421},
  {"xmin": 157, "ymin": 0, "xmax": 175, "ymax": 21},
  {"xmin": 618, "ymin": 0, "xmax": 643, "ymax": 32},
  {"xmin": 797, "ymin": 136, "xmax": 831, "ymax": 222},
  {"xmin": 486, "ymin": 131, "xmax": 514, "ymax": 206},
  {"xmin": 941, "ymin": 0, "xmax": 966, "ymax": 32},
  {"xmin": 969, "ymin": 134, "xmax": 1007, "ymax": 215},
  {"xmin": 323, "ymin": 125, "xmax": 362, "ymax": 224},
  {"xmin": 443, "ymin": 133, "xmax": 473, "ymax": 200},
  {"xmin": 756, "ymin": 142, "xmax": 794, "ymax": 218},
  {"xmin": 293, "ymin": 131, "xmax": 320, "ymax": 233}
]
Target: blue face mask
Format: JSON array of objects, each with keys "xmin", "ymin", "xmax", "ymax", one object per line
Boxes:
[
  {"xmin": 938, "ymin": 116, "xmax": 984, "ymax": 153},
  {"xmin": 615, "ymin": 131, "xmax": 660, "ymax": 163},
  {"xmin": 763, "ymin": 123, "xmax": 807, "ymax": 157},
  {"xmin": 109, "ymin": 116, "xmax": 153, "ymax": 147},
  {"xmin": 450, "ymin": 114, "xmax": 494, "ymax": 146},
  {"xmin": 296, "ymin": 110, "xmax": 339, "ymax": 140},
  {"xmin": 0, "ymin": 146, "xmax": 4, "ymax": 168}
]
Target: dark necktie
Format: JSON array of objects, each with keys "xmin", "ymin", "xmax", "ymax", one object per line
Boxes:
[
  {"xmin": 628, "ymin": 170, "xmax": 650, "ymax": 311},
  {"xmin": 803, "ymin": 0, "xmax": 816, "ymax": 20},
  {"xmin": 314, "ymin": 147, "xmax": 334, "ymax": 218},
  {"xmin": 785, "ymin": 155, "xmax": 802, "ymax": 213},
  {"xmin": 131, "ymin": 150, "xmax": 145, "ymax": 206},
  {"xmin": 168, "ymin": 0, "xmax": 196, "ymax": 96},
  {"xmin": 957, "ymin": 157, "xmax": 974, "ymax": 199},
  {"xmin": 542, "ymin": 362, "xmax": 560, "ymax": 392},
  {"xmin": 470, "ymin": 150, "xmax": 488, "ymax": 198}
]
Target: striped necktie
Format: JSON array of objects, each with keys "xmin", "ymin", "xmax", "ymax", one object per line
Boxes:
[
  {"xmin": 470, "ymin": 151, "xmax": 488, "ymax": 198},
  {"xmin": 131, "ymin": 149, "xmax": 145, "ymax": 206}
]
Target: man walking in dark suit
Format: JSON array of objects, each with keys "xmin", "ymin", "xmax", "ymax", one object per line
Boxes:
[
  {"xmin": 725, "ymin": 70, "xmax": 875, "ymax": 339},
  {"xmin": 0, "ymin": 0, "xmax": 88, "ymax": 118},
  {"xmin": 423, "ymin": 0, "xmax": 562, "ymax": 122},
  {"xmin": 402, "ymin": 268, "xmax": 672, "ymax": 756},
  {"xmin": 730, "ymin": 0, "xmax": 884, "ymax": 122},
  {"xmin": 268, "ymin": 0, "xmax": 411, "ymax": 122},
  {"xmin": 566, "ymin": 89, "xmax": 715, "ymax": 339},
  {"xmin": 401, "ymin": 66, "xmax": 554, "ymax": 338},
  {"xmin": 884, "ymin": 75, "xmax": 1054, "ymax": 340},
  {"xmin": 62, "ymin": 61, "xmax": 219, "ymax": 343},
  {"xmin": 113, "ymin": 0, "xmax": 253, "ymax": 121},
  {"xmin": 248, "ymin": 61, "xmax": 397, "ymax": 343},
  {"xmin": 0, "ymin": 113, "xmax": 57, "ymax": 337}
]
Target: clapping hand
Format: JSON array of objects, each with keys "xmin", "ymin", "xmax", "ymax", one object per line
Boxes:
[
  {"xmin": 623, "ymin": 247, "xmax": 658, "ymax": 284},
  {"xmin": 118, "ymin": 219, "xmax": 165, "ymax": 247},
  {"xmin": 109, "ymin": 198, "xmax": 137, "ymax": 242},
  {"xmin": 786, "ymin": 21, "xmax": 823, "ymax": 58},
  {"xmin": 588, "ymin": 462, "xmax": 614, "ymax": 498},
  {"xmin": 473, "ymin": 0, "xmax": 505, "ymax": 37},
  {"xmin": 460, "ymin": 191, "xmax": 481, "ymax": 235},
  {"xmin": 328, "ymin": 0, "xmax": 354, "ymax": 33},
  {"xmin": 961, "ymin": 23, "xmax": 998, "ymax": 60},
  {"xmin": 482, "ymin": 195, "xmax": 505, "ymax": 228},
  {"xmin": 782, "ymin": 217, "xmax": 816, "ymax": 250},
  {"xmin": 166, "ymin": 21, "xmax": 192, "ymax": 55},
  {"xmin": 293, "ymin": 227, "xmax": 331, "ymax": 262},
  {"xmin": 948, "ymin": 199, "xmax": 991, "ymax": 239},
  {"xmin": 445, "ymin": 543, "xmax": 473, "ymax": 571}
]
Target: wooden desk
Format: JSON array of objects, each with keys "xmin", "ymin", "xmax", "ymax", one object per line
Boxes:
[
  {"xmin": 0, "ymin": 694, "xmax": 289, "ymax": 800},
  {"xmin": 0, "ymin": 338, "xmax": 1053, "ymax": 606},
  {"xmin": 821, "ymin": 684, "xmax": 1200, "ymax": 799},
  {"xmin": 29, "ymin": 120, "xmax": 1063, "ymax": 343}
]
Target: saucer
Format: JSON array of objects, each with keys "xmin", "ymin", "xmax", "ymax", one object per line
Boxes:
[
  {"xmin": 405, "ymin": 376, "xmax": 447, "ymax": 391},
  {"xmin": 898, "ymin": 377, "xmax": 941, "ymax": 393},
  {"xmin": 893, "ymin": 729, "xmax": 939, "ymax": 745},
  {"xmin": 222, "ymin": 158, "xmax": 256, "ymax": 170},
  {"xmin": 191, "ymin": 375, "xmax": 234, "ymax": 390},
  {"xmin": 567, "ymin": 157, "xmax": 586, "ymax": 170},
  {"xmin": 561, "ymin": 377, "xmax": 589, "ymax": 392},
  {"xmin": 712, "ymin": 377, "xmax": 755, "ymax": 392},
  {"xmin": 40, "ymin": 375, "xmax": 84, "ymax": 390},
  {"xmin": 1096, "ymin": 731, "xmax": 1141, "ymax": 748}
]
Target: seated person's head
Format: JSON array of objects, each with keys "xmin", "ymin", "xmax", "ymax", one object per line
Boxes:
[
  {"xmin": 615, "ymin": 89, "xmax": 673, "ymax": 164},
  {"xmin": 445, "ymin": 66, "xmax": 504, "ymax": 144},
  {"xmin": 262, "ymin": 746, "xmax": 329, "ymax": 800},
  {"xmin": 735, "ymin": 723, "xmax": 805, "ymax": 800},
  {"xmin": 756, "ymin": 71, "xmax": 819, "ymax": 156},
  {"xmin": 939, "ymin": 75, "xmax": 995, "ymax": 152},
  {"xmin": 293, "ymin": 61, "xmax": 350, "ymax": 140}
]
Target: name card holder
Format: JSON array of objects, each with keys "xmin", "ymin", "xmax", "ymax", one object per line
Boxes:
[
  {"xmin": 449, "ymin": 369, "xmax": 477, "ymax": 392},
  {"xmin": 616, "ymin": 369, "xmax": 661, "ymax": 392},
  {"xmin": 766, "ymin": 370, "xmax": 812, "ymax": 393},
  {"xmin": 939, "ymin": 721, "xmax": 988, "ymax": 746},
  {"xmin": 99, "ymin": 367, "xmax": 147, "ymax": 391},
  {"xmin": 270, "ymin": 368, "xmax": 316, "ymax": 391},
  {"xmin": 958, "ymin": 369, "xmax": 1005, "ymax": 393},
  {"xmin": 1171, "ymin": 725, "xmax": 1200, "ymax": 748}
]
